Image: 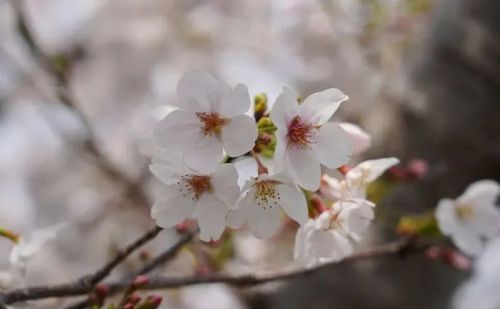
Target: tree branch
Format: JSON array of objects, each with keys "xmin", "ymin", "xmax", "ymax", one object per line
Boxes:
[
  {"xmin": 77, "ymin": 226, "xmax": 163, "ymax": 288},
  {"xmin": 0, "ymin": 237, "xmax": 420, "ymax": 306}
]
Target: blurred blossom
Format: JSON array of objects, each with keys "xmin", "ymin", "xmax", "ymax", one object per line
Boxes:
[
  {"xmin": 24, "ymin": 0, "xmax": 107, "ymax": 53},
  {"xmin": 435, "ymin": 180, "xmax": 500, "ymax": 257},
  {"xmin": 454, "ymin": 237, "xmax": 500, "ymax": 309},
  {"xmin": 178, "ymin": 284, "xmax": 244, "ymax": 309}
]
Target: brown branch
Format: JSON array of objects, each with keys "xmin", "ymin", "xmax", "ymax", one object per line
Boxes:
[
  {"xmin": 134, "ymin": 228, "xmax": 199, "ymax": 276},
  {"xmin": 77, "ymin": 226, "xmax": 163, "ymax": 288},
  {"xmin": 0, "ymin": 237, "xmax": 420, "ymax": 306},
  {"xmin": 64, "ymin": 228, "xmax": 199, "ymax": 309}
]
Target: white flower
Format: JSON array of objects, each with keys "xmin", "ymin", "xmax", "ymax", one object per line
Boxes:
[
  {"xmin": 150, "ymin": 154, "xmax": 240, "ymax": 242},
  {"xmin": 154, "ymin": 70, "xmax": 258, "ymax": 173},
  {"xmin": 320, "ymin": 158, "xmax": 400, "ymax": 201},
  {"xmin": 227, "ymin": 173, "xmax": 308, "ymax": 239},
  {"xmin": 435, "ymin": 180, "xmax": 500, "ymax": 257},
  {"xmin": 453, "ymin": 237, "xmax": 500, "ymax": 309},
  {"xmin": 270, "ymin": 87, "xmax": 353, "ymax": 191},
  {"xmin": 294, "ymin": 198, "xmax": 374, "ymax": 268},
  {"xmin": 344, "ymin": 157, "xmax": 400, "ymax": 198},
  {"xmin": 3, "ymin": 223, "xmax": 67, "ymax": 288},
  {"xmin": 339, "ymin": 122, "xmax": 372, "ymax": 156}
]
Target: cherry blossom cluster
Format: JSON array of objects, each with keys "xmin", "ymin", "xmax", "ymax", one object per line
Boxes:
[{"xmin": 148, "ymin": 70, "xmax": 399, "ymax": 267}]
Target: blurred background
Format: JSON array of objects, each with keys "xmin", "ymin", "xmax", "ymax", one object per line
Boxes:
[{"xmin": 1, "ymin": 0, "xmax": 499, "ymax": 308}]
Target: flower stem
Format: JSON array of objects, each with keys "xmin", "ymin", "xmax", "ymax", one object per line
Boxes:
[{"xmin": 250, "ymin": 150, "xmax": 268, "ymax": 175}]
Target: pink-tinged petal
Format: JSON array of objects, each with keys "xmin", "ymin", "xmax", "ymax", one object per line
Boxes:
[
  {"xmin": 176, "ymin": 70, "xmax": 218, "ymax": 113},
  {"xmin": 195, "ymin": 194, "xmax": 228, "ymax": 242},
  {"xmin": 435, "ymin": 198, "xmax": 459, "ymax": 236},
  {"xmin": 277, "ymin": 184, "xmax": 308, "ymax": 224},
  {"xmin": 154, "ymin": 110, "xmax": 201, "ymax": 152},
  {"xmin": 211, "ymin": 163, "xmax": 241, "ymax": 208},
  {"xmin": 183, "ymin": 135, "xmax": 224, "ymax": 174},
  {"xmin": 339, "ymin": 122, "xmax": 372, "ymax": 155},
  {"xmin": 217, "ymin": 84, "xmax": 251, "ymax": 118},
  {"xmin": 311, "ymin": 122, "xmax": 352, "ymax": 169},
  {"xmin": 247, "ymin": 203, "xmax": 281, "ymax": 239},
  {"xmin": 220, "ymin": 115, "xmax": 257, "ymax": 157},
  {"xmin": 298, "ymin": 88, "xmax": 348, "ymax": 125},
  {"xmin": 347, "ymin": 157, "xmax": 400, "ymax": 184},
  {"xmin": 270, "ymin": 86, "xmax": 299, "ymax": 130},
  {"xmin": 286, "ymin": 146, "xmax": 321, "ymax": 191},
  {"xmin": 151, "ymin": 186, "xmax": 196, "ymax": 228},
  {"xmin": 227, "ymin": 188, "xmax": 255, "ymax": 228}
]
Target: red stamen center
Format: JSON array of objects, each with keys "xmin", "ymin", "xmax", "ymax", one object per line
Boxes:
[
  {"xmin": 286, "ymin": 116, "xmax": 316, "ymax": 149},
  {"xmin": 196, "ymin": 112, "xmax": 227, "ymax": 137},
  {"xmin": 178, "ymin": 175, "xmax": 212, "ymax": 200}
]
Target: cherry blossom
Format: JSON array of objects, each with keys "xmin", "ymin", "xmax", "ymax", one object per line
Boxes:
[
  {"xmin": 294, "ymin": 198, "xmax": 374, "ymax": 267},
  {"xmin": 320, "ymin": 157, "xmax": 400, "ymax": 201},
  {"xmin": 339, "ymin": 122, "xmax": 372, "ymax": 156},
  {"xmin": 270, "ymin": 87, "xmax": 353, "ymax": 190},
  {"xmin": 435, "ymin": 180, "xmax": 500, "ymax": 257},
  {"xmin": 154, "ymin": 70, "xmax": 258, "ymax": 173},
  {"xmin": 150, "ymin": 153, "xmax": 240, "ymax": 242},
  {"xmin": 226, "ymin": 173, "xmax": 308, "ymax": 239}
]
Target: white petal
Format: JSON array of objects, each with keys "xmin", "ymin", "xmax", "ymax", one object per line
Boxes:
[
  {"xmin": 227, "ymin": 188, "xmax": 255, "ymax": 228},
  {"xmin": 272, "ymin": 129, "xmax": 287, "ymax": 173},
  {"xmin": 269, "ymin": 86, "xmax": 299, "ymax": 130},
  {"xmin": 154, "ymin": 110, "xmax": 200, "ymax": 152},
  {"xmin": 183, "ymin": 136, "xmax": 224, "ymax": 174},
  {"xmin": 247, "ymin": 201, "xmax": 282, "ymax": 239},
  {"xmin": 435, "ymin": 198, "xmax": 459, "ymax": 236},
  {"xmin": 339, "ymin": 122, "xmax": 372, "ymax": 155},
  {"xmin": 220, "ymin": 115, "xmax": 257, "ymax": 157},
  {"xmin": 217, "ymin": 84, "xmax": 251, "ymax": 118},
  {"xmin": 211, "ymin": 163, "xmax": 241, "ymax": 208},
  {"xmin": 452, "ymin": 226, "xmax": 484, "ymax": 257},
  {"xmin": 151, "ymin": 186, "xmax": 196, "ymax": 228},
  {"xmin": 195, "ymin": 194, "xmax": 229, "ymax": 242},
  {"xmin": 232, "ymin": 157, "xmax": 258, "ymax": 188},
  {"xmin": 149, "ymin": 163, "xmax": 183, "ymax": 185},
  {"xmin": 311, "ymin": 122, "xmax": 352, "ymax": 169},
  {"xmin": 458, "ymin": 180, "xmax": 500, "ymax": 207},
  {"xmin": 348, "ymin": 157, "xmax": 400, "ymax": 184},
  {"xmin": 176, "ymin": 70, "xmax": 218, "ymax": 113},
  {"xmin": 286, "ymin": 146, "xmax": 321, "ymax": 191},
  {"xmin": 277, "ymin": 184, "xmax": 308, "ymax": 224},
  {"xmin": 298, "ymin": 88, "xmax": 348, "ymax": 125}
]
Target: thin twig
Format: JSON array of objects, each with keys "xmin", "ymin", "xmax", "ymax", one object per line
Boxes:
[
  {"xmin": 134, "ymin": 228, "xmax": 199, "ymax": 276},
  {"xmin": 0, "ymin": 237, "xmax": 420, "ymax": 306},
  {"xmin": 77, "ymin": 226, "xmax": 163, "ymax": 288},
  {"xmin": 63, "ymin": 228, "xmax": 199, "ymax": 309}
]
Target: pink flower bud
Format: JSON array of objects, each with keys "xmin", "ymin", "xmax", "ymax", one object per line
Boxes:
[
  {"xmin": 133, "ymin": 275, "xmax": 149, "ymax": 287},
  {"xmin": 126, "ymin": 294, "xmax": 141, "ymax": 305}
]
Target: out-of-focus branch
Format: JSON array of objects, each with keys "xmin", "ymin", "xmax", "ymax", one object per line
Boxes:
[
  {"xmin": 0, "ymin": 237, "xmax": 420, "ymax": 306},
  {"xmin": 77, "ymin": 226, "xmax": 163, "ymax": 289},
  {"xmin": 64, "ymin": 228, "xmax": 199, "ymax": 309},
  {"xmin": 8, "ymin": 0, "xmax": 150, "ymax": 206}
]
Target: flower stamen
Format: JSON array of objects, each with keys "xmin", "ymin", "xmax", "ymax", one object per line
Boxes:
[
  {"xmin": 286, "ymin": 116, "xmax": 316, "ymax": 149},
  {"xmin": 456, "ymin": 204, "xmax": 474, "ymax": 220},
  {"xmin": 255, "ymin": 180, "xmax": 280, "ymax": 209},
  {"xmin": 196, "ymin": 112, "xmax": 227, "ymax": 137},
  {"xmin": 178, "ymin": 175, "xmax": 212, "ymax": 200}
]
